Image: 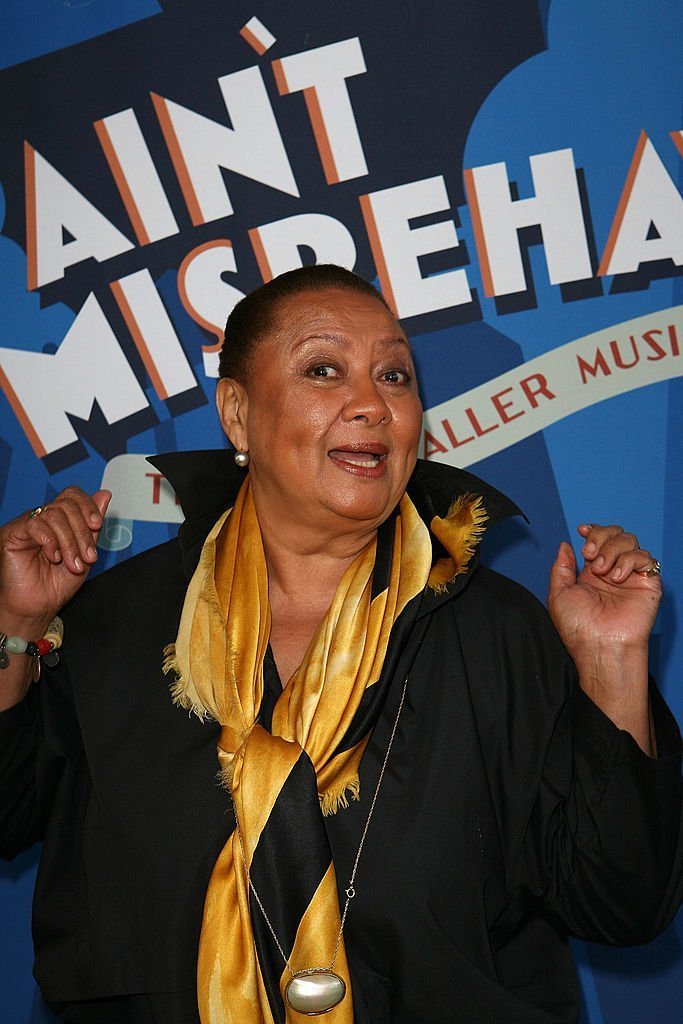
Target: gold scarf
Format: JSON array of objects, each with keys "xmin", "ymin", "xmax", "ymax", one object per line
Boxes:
[{"xmin": 164, "ymin": 478, "xmax": 486, "ymax": 1023}]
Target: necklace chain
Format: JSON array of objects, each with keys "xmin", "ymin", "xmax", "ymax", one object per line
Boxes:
[{"xmin": 231, "ymin": 676, "xmax": 409, "ymax": 977}]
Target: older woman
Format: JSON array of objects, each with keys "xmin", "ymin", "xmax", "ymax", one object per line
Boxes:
[{"xmin": 0, "ymin": 265, "xmax": 680, "ymax": 1024}]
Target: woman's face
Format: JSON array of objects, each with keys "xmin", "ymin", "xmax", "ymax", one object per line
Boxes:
[{"xmin": 218, "ymin": 287, "xmax": 423, "ymax": 540}]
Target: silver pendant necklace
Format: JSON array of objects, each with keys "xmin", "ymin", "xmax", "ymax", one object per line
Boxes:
[{"xmin": 231, "ymin": 676, "xmax": 409, "ymax": 1016}]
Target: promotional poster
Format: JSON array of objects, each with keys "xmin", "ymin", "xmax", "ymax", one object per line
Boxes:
[{"xmin": 1, "ymin": 2, "xmax": 681, "ymax": 1020}]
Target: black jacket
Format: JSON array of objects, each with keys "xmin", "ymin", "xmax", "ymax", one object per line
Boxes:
[{"xmin": 1, "ymin": 454, "xmax": 681, "ymax": 1023}]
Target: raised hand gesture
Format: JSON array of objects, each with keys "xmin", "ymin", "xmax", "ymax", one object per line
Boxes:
[
  {"xmin": 0, "ymin": 487, "xmax": 110, "ymax": 708},
  {"xmin": 547, "ymin": 523, "xmax": 661, "ymax": 755},
  {"xmin": 0, "ymin": 487, "xmax": 111, "ymax": 623}
]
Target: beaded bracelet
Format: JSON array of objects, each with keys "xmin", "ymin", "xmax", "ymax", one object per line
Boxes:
[{"xmin": 0, "ymin": 616, "xmax": 63, "ymax": 670}]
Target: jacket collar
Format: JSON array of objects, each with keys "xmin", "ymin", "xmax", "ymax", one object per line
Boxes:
[{"xmin": 148, "ymin": 450, "xmax": 523, "ymax": 602}]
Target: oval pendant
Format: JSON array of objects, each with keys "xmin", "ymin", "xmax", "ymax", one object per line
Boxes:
[{"xmin": 285, "ymin": 969, "xmax": 346, "ymax": 1015}]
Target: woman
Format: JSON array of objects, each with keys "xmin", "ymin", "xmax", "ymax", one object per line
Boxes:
[{"xmin": 0, "ymin": 265, "xmax": 680, "ymax": 1024}]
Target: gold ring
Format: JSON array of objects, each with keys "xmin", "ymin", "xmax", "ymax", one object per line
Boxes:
[
  {"xmin": 28, "ymin": 506, "xmax": 45, "ymax": 519},
  {"xmin": 638, "ymin": 558, "xmax": 661, "ymax": 578}
]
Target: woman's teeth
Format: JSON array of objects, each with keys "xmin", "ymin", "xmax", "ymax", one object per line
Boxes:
[{"xmin": 331, "ymin": 450, "xmax": 383, "ymax": 467}]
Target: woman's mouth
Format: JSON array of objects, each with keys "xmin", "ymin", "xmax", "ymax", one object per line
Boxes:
[{"xmin": 328, "ymin": 446, "xmax": 389, "ymax": 476}]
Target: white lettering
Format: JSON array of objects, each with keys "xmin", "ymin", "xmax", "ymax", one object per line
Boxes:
[
  {"xmin": 110, "ymin": 269, "xmax": 197, "ymax": 399},
  {"xmin": 25, "ymin": 144, "xmax": 133, "ymax": 289},
  {"xmin": 360, "ymin": 176, "xmax": 471, "ymax": 318},
  {"xmin": 151, "ymin": 66, "xmax": 299, "ymax": 226},
  {"xmin": 95, "ymin": 109, "xmax": 180, "ymax": 245},
  {"xmin": 273, "ymin": 38, "xmax": 368, "ymax": 184},
  {"xmin": 464, "ymin": 148, "xmax": 592, "ymax": 296},
  {"xmin": 599, "ymin": 132, "xmax": 683, "ymax": 276},
  {"xmin": 0, "ymin": 294, "xmax": 148, "ymax": 456},
  {"xmin": 178, "ymin": 241, "xmax": 245, "ymax": 378},
  {"xmin": 249, "ymin": 212, "xmax": 356, "ymax": 281}
]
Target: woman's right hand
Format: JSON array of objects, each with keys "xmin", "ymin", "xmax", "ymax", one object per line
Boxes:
[{"xmin": 0, "ymin": 487, "xmax": 111, "ymax": 628}]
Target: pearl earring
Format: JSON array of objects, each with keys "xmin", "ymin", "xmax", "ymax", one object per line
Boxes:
[{"xmin": 233, "ymin": 450, "xmax": 250, "ymax": 468}]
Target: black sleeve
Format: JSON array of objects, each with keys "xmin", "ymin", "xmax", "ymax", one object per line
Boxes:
[
  {"xmin": 0, "ymin": 688, "xmax": 43, "ymax": 858},
  {"xmin": 526, "ymin": 679, "xmax": 682, "ymax": 944},
  {"xmin": 460, "ymin": 566, "xmax": 682, "ymax": 948},
  {"xmin": 0, "ymin": 651, "xmax": 88, "ymax": 862}
]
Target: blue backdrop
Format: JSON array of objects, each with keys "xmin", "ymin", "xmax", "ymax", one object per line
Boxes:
[{"xmin": 0, "ymin": 1, "xmax": 681, "ymax": 1020}]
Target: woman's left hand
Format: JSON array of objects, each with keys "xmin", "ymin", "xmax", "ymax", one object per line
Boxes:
[
  {"xmin": 547, "ymin": 524, "xmax": 661, "ymax": 660},
  {"xmin": 547, "ymin": 524, "xmax": 661, "ymax": 754}
]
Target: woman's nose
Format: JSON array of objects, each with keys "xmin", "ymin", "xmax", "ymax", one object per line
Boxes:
[{"xmin": 341, "ymin": 377, "xmax": 392, "ymax": 425}]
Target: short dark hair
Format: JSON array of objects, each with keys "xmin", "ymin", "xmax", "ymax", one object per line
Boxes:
[{"xmin": 218, "ymin": 264, "xmax": 392, "ymax": 382}]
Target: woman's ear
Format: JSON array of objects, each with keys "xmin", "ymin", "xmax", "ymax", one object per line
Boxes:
[{"xmin": 216, "ymin": 377, "xmax": 249, "ymax": 452}]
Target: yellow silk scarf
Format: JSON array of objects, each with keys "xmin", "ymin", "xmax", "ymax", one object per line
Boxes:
[{"xmin": 164, "ymin": 478, "xmax": 486, "ymax": 1024}]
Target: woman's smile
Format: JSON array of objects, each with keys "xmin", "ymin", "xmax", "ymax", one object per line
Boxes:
[{"xmin": 328, "ymin": 443, "xmax": 389, "ymax": 477}]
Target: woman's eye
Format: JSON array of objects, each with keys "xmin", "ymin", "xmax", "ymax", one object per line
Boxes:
[
  {"xmin": 381, "ymin": 369, "xmax": 411, "ymax": 385},
  {"xmin": 308, "ymin": 364, "xmax": 340, "ymax": 379}
]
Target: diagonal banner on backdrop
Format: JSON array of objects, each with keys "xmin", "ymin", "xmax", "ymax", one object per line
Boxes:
[{"xmin": 422, "ymin": 306, "xmax": 682, "ymax": 467}]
